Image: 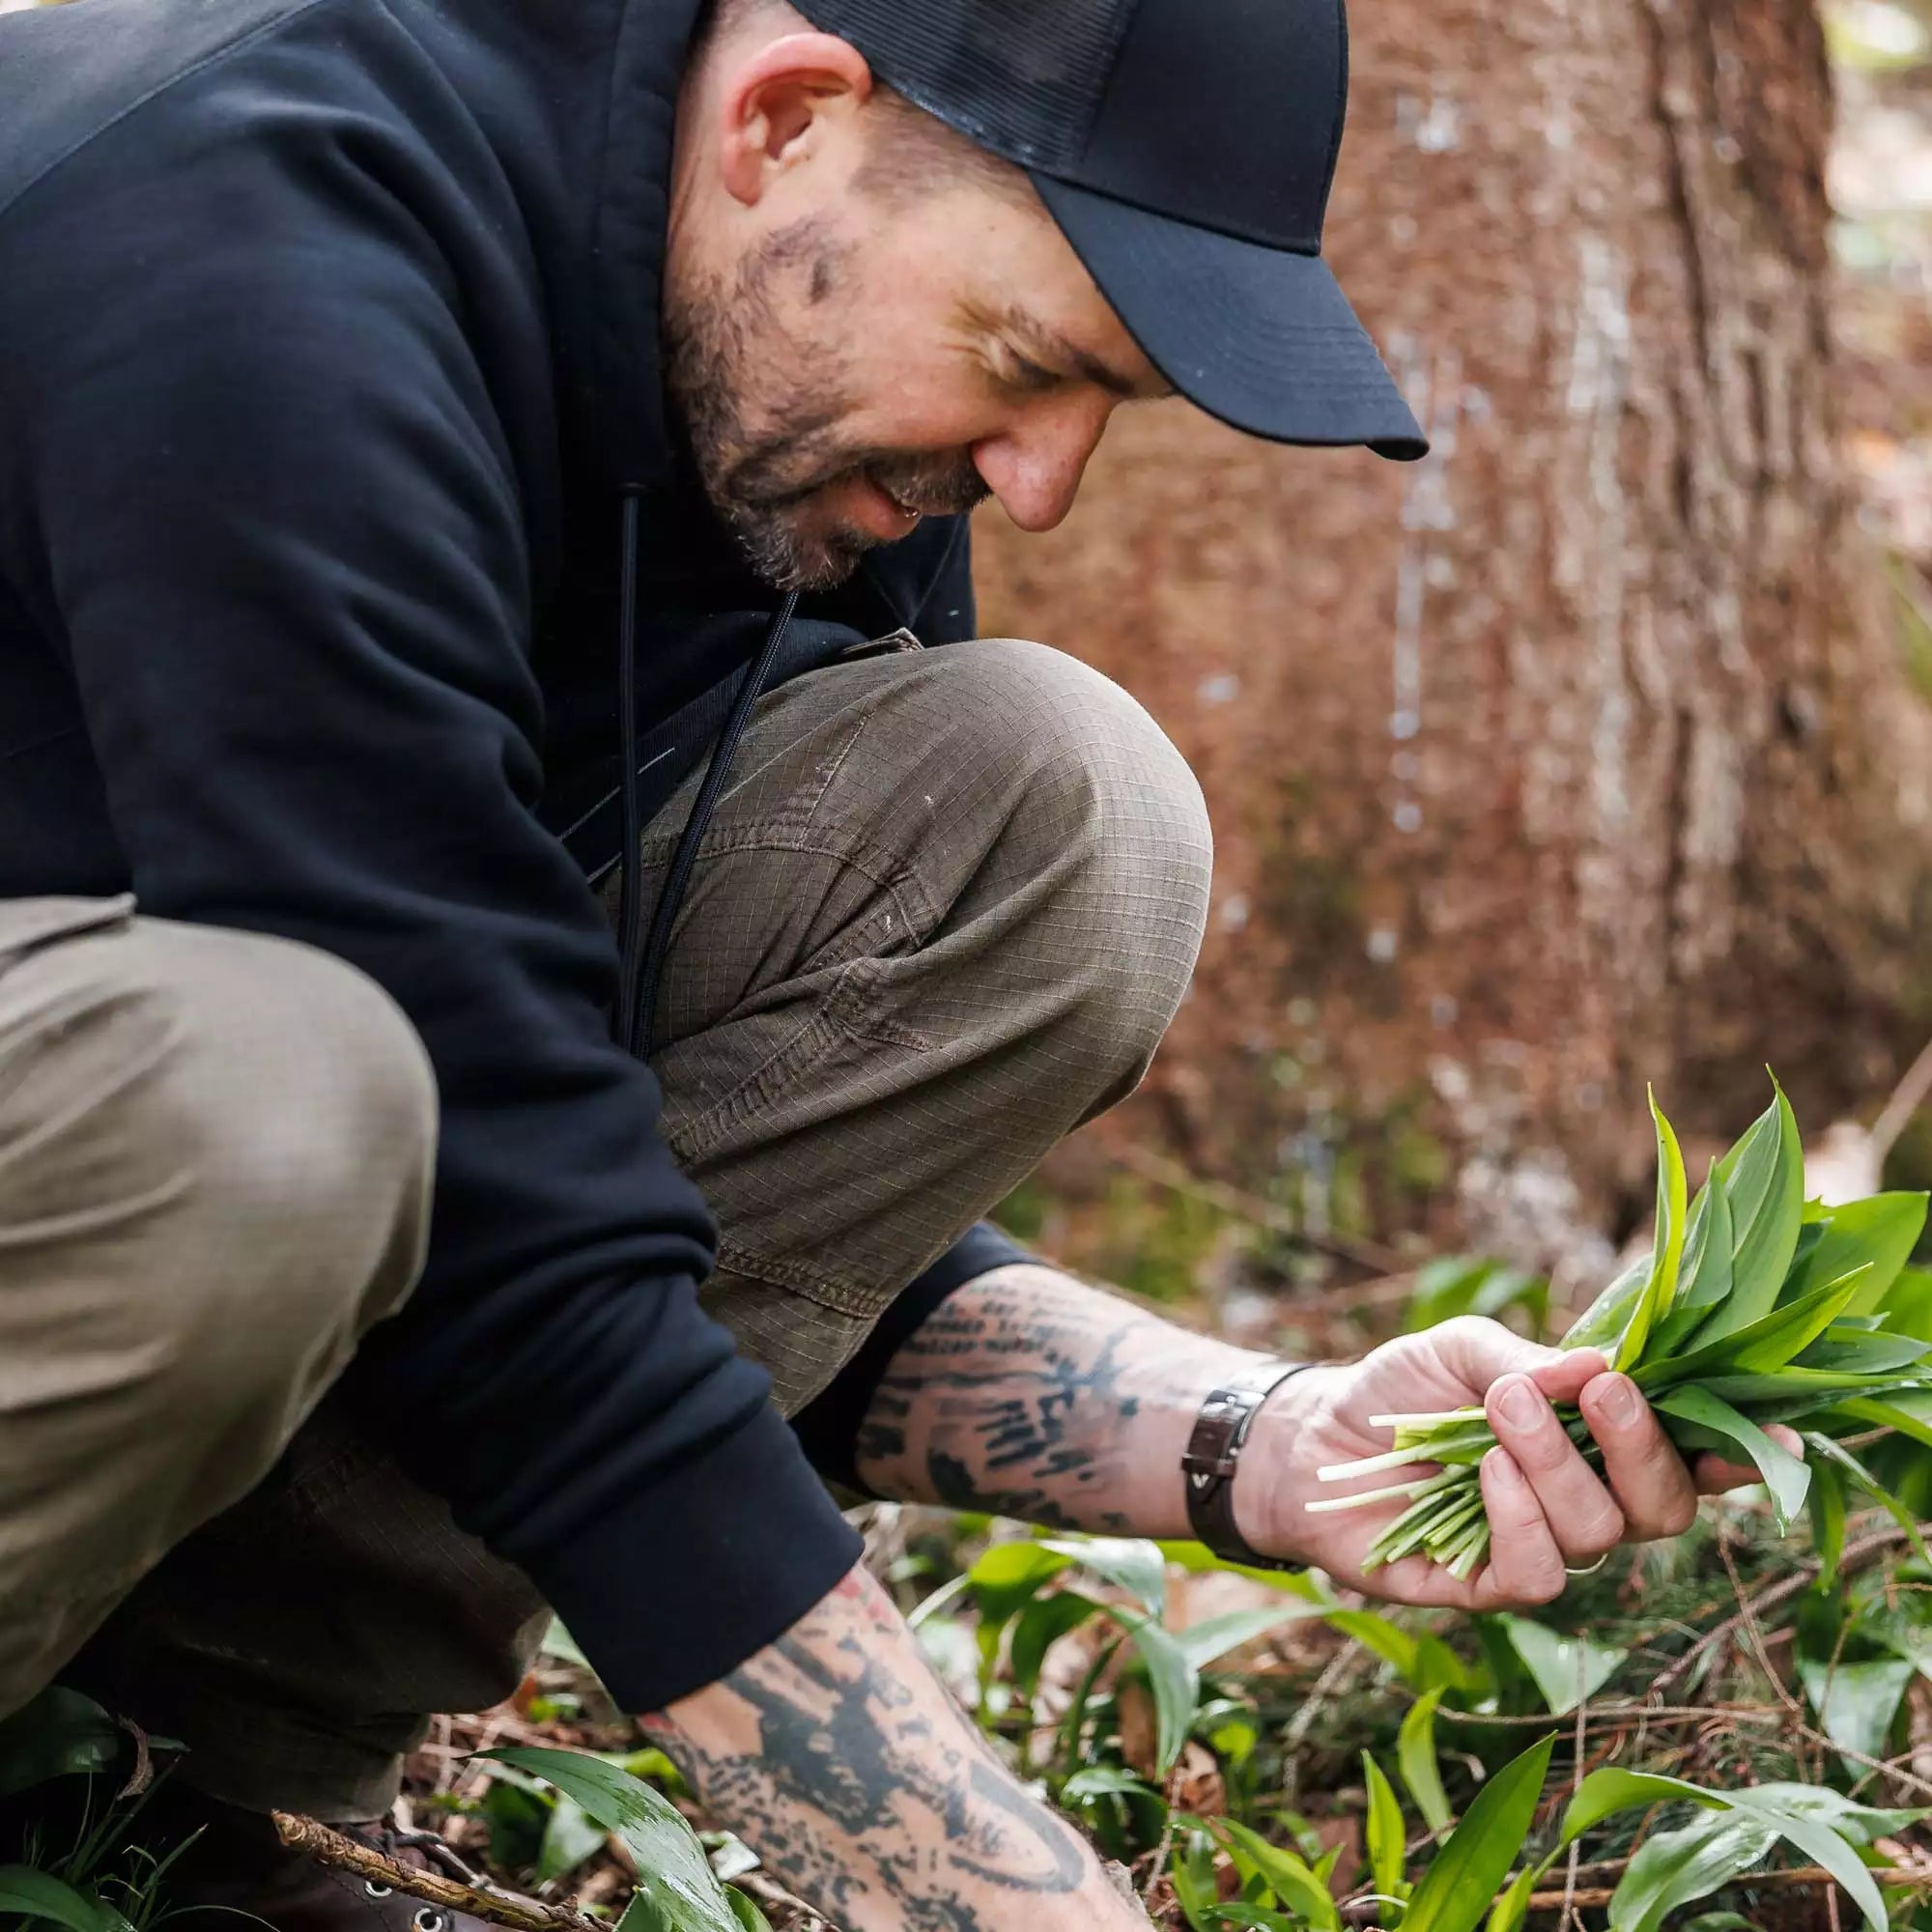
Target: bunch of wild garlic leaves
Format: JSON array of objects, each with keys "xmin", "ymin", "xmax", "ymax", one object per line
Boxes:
[{"xmin": 1310, "ymin": 1083, "xmax": 1932, "ymax": 1578}]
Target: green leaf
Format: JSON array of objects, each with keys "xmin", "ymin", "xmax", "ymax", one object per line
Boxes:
[
  {"xmin": 1680, "ymin": 1170, "xmax": 1737, "ymax": 1314},
  {"xmin": 540, "ymin": 1618, "xmax": 593, "ymax": 1669},
  {"xmin": 1652, "ymin": 1386, "xmax": 1811, "ymax": 1530},
  {"xmin": 1399, "ymin": 1689, "xmax": 1454, "ymax": 1833},
  {"xmin": 1809, "ymin": 1455, "xmax": 1848, "ymax": 1581},
  {"xmin": 1408, "ymin": 1259, "xmax": 1549, "ymax": 1335},
  {"xmin": 1606, "ymin": 1813, "xmax": 1780, "ymax": 1932},
  {"xmin": 1401, "ymin": 1735, "xmax": 1556, "ymax": 1932},
  {"xmin": 1803, "ymin": 1430, "xmax": 1932, "ymax": 1570},
  {"xmin": 1646, "ymin": 1174, "xmax": 1738, "ymax": 1358},
  {"xmin": 1171, "ymin": 1831, "xmax": 1226, "ymax": 1932},
  {"xmin": 1879, "ymin": 1265, "xmax": 1932, "ymax": 1343},
  {"xmin": 1042, "ymin": 1537, "xmax": 1167, "ymax": 1617},
  {"xmin": 1839, "ymin": 1390, "xmax": 1932, "ymax": 1448},
  {"xmin": 1, "ymin": 1869, "xmax": 139, "ymax": 1932},
  {"xmin": 1175, "ymin": 1604, "xmax": 1328, "ymax": 1672},
  {"xmin": 724, "ymin": 1892, "xmax": 770, "ymax": 1932},
  {"xmin": 1557, "ymin": 1768, "xmax": 1730, "ymax": 1848},
  {"xmin": 1363, "ymin": 1753, "xmax": 1406, "ymax": 1901},
  {"xmin": 1615, "ymin": 1093, "xmax": 1689, "ymax": 1372},
  {"xmin": 1107, "ymin": 1609, "xmax": 1199, "ymax": 1777},
  {"xmin": 1636, "ymin": 1275, "xmax": 1870, "ymax": 1391},
  {"xmin": 533, "ymin": 1794, "xmax": 609, "ymax": 1886},
  {"xmin": 1326, "ymin": 1608, "xmax": 1424, "ymax": 1681},
  {"xmin": 1730, "ymin": 1799, "xmax": 1891, "ymax": 1932},
  {"xmin": 1497, "ymin": 1616, "xmax": 1628, "ymax": 1715},
  {"xmin": 968, "ymin": 1542, "xmax": 1072, "ymax": 1627},
  {"xmin": 1487, "ymin": 1865, "xmax": 1538, "ymax": 1932},
  {"xmin": 1796, "ymin": 1330, "xmax": 1932, "ymax": 1375},
  {"xmin": 484, "ymin": 1747, "xmax": 742, "ymax": 1932},
  {"xmin": 1157, "ymin": 1544, "xmax": 1335, "ymax": 1602},
  {"xmin": 1699, "ymin": 1083, "xmax": 1805, "ymax": 1341},
  {"xmin": 0, "ymin": 1869, "xmax": 135, "ymax": 1932},
  {"xmin": 1009, "ymin": 1590, "xmax": 1102, "ymax": 1698},
  {"xmin": 1797, "ymin": 1654, "xmax": 1916, "ymax": 1772},
  {"xmin": 1061, "ymin": 1765, "xmax": 1162, "ymax": 1804},
  {"xmin": 1561, "ymin": 1251, "xmax": 1654, "ymax": 1352},
  {"xmin": 1737, "ymin": 1782, "xmax": 1923, "ymax": 1843},
  {"xmin": 0, "ymin": 1689, "xmax": 124, "ymax": 1799},
  {"xmin": 1795, "ymin": 1194, "xmax": 1930, "ymax": 1317},
  {"xmin": 1210, "ymin": 1819, "xmax": 1341, "ymax": 1932}
]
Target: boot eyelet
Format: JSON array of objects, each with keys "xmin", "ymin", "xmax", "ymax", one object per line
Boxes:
[
  {"xmin": 412, "ymin": 1911, "xmax": 445, "ymax": 1932},
  {"xmin": 362, "ymin": 1883, "xmax": 393, "ymax": 1898}
]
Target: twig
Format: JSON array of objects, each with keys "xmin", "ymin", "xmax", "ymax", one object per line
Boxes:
[
  {"xmin": 1651, "ymin": 1521, "xmax": 1924, "ymax": 1697},
  {"xmin": 113, "ymin": 1718, "xmax": 153, "ymax": 1802},
  {"xmin": 270, "ymin": 1815, "xmax": 603, "ymax": 1932},
  {"xmin": 1439, "ymin": 1704, "xmax": 1780, "ymax": 1728},
  {"xmin": 1280, "ymin": 1640, "xmax": 1366, "ymax": 1810},
  {"xmin": 1791, "ymin": 1727, "xmax": 1932, "ymax": 1804},
  {"xmin": 1107, "ymin": 1142, "xmax": 1406, "ymax": 1274},
  {"xmin": 1872, "ymin": 1035, "xmax": 1932, "ymax": 1169},
  {"xmin": 1716, "ymin": 1532, "xmax": 1804, "ymax": 1719},
  {"xmin": 1522, "ymin": 1866, "xmax": 1929, "ymax": 1913},
  {"xmin": 733, "ymin": 1870, "xmax": 835, "ymax": 1932},
  {"xmin": 1559, "ymin": 1657, "xmax": 1586, "ymax": 1932},
  {"xmin": 1143, "ymin": 1761, "xmax": 1187, "ymax": 1909}
]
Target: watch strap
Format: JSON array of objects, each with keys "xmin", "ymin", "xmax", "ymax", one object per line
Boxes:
[{"xmin": 1182, "ymin": 1361, "xmax": 1314, "ymax": 1572}]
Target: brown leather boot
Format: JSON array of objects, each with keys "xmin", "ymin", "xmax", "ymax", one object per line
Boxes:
[{"xmin": 143, "ymin": 1787, "xmax": 511, "ymax": 1932}]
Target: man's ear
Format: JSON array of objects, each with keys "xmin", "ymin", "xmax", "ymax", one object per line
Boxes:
[{"xmin": 714, "ymin": 31, "xmax": 874, "ymax": 207}]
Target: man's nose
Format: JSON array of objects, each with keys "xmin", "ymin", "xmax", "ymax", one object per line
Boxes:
[{"xmin": 971, "ymin": 397, "xmax": 1113, "ymax": 534}]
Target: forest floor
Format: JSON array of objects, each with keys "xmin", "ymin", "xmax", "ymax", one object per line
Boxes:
[{"xmin": 388, "ymin": 1236, "xmax": 1932, "ymax": 1932}]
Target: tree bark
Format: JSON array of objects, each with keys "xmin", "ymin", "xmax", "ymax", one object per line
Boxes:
[{"xmin": 977, "ymin": 0, "xmax": 1932, "ymax": 1277}]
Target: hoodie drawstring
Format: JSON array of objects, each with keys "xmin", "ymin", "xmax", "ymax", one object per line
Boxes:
[{"xmin": 615, "ymin": 489, "xmax": 800, "ymax": 1060}]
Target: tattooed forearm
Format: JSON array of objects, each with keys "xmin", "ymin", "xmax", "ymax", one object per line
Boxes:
[
  {"xmin": 643, "ymin": 1564, "xmax": 1138, "ymax": 1932},
  {"xmin": 854, "ymin": 1262, "xmax": 1276, "ymax": 1537}
]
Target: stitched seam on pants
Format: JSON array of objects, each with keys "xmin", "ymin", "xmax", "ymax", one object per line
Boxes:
[
  {"xmin": 668, "ymin": 955, "xmax": 931, "ymax": 1168},
  {"xmin": 710, "ymin": 1237, "xmax": 918, "ymax": 1313},
  {"xmin": 635, "ymin": 825, "xmax": 942, "ymax": 941}
]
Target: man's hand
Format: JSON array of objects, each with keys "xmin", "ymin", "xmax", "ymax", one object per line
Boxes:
[{"xmin": 1251, "ymin": 1317, "xmax": 1795, "ymax": 1607}]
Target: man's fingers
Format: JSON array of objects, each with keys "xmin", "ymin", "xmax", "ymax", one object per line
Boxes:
[
  {"xmin": 1485, "ymin": 1373, "xmax": 1627, "ymax": 1562},
  {"xmin": 1578, "ymin": 1372, "xmax": 1700, "ymax": 1539},
  {"xmin": 1526, "ymin": 1347, "xmax": 1609, "ymax": 1406},
  {"xmin": 1472, "ymin": 1448, "xmax": 1567, "ymax": 1606},
  {"xmin": 1426, "ymin": 1319, "xmax": 1606, "ymax": 1406}
]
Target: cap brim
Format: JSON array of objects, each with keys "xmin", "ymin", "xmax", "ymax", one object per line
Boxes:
[{"xmin": 1032, "ymin": 175, "xmax": 1429, "ymax": 462}]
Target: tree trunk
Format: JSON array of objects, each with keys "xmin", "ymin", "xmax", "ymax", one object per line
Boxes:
[{"xmin": 977, "ymin": 0, "xmax": 1932, "ymax": 1282}]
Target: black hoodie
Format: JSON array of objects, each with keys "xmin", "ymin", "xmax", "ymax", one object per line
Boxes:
[{"xmin": 0, "ymin": 0, "xmax": 1008, "ymax": 1708}]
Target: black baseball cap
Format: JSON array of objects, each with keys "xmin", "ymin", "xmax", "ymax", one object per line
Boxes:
[{"xmin": 791, "ymin": 0, "xmax": 1428, "ymax": 461}]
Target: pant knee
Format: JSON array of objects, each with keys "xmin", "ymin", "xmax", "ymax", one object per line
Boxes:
[
  {"xmin": 167, "ymin": 929, "xmax": 439, "ymax": 1350},
  {"xmin": 3, "ymin": 919, "xmax": 438, "ymax": 1397},
  {"xmin": 930, "ymin": 639, "xmax": 1214, "ymax": 1081}
]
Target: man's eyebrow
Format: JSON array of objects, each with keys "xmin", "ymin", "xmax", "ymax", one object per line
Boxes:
[{"xmin": 997, "ymin": 306, "xmax": 1177, "ymax": 402}]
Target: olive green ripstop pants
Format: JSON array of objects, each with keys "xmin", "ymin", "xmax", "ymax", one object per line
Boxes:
[{"xmin": 0, "ymin": 637, "xmax": 1212, "ymax": 1818}]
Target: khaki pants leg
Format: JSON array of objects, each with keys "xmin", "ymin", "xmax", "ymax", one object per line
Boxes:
[
  {"xmin": 65, "ymin": 638, "xmax": 1213, "ymax": 1817},
  {"xmin": 0, "ymin": 896, "xmax": 437, "ymax": 1717}
]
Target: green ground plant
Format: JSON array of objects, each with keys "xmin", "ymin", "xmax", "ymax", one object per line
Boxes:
[{"xmin": 1311, "ymin": 1083, "xmax": 1932, "ymax": 1579}]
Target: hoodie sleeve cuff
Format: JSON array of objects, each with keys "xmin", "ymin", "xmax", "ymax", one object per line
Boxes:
[{"xmin": 528, "ymin": 1402, "xmax": 864, "ymax": 1713}]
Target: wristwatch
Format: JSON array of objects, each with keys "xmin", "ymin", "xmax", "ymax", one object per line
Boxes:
[{"xmin": 1181, "ymin": 1361, "xmax": 1315, "ymax": 1571}]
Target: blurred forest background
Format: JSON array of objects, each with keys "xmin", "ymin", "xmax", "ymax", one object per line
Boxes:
[
  {"xmin": 974, "ymin": 0, "xmax": 1932, "ymax": 1338},
  {"xmin": 11, "ymin": 0, "xmax": 1924, "ymax": 1323}
]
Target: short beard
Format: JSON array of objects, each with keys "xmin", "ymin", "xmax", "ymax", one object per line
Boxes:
[{"xmin": 663, "ymin": 218, "xmax": 988, "ymax": 592}]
